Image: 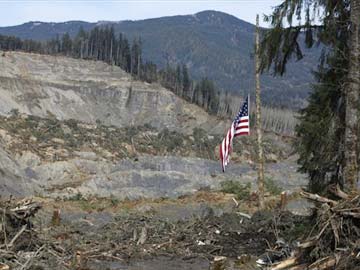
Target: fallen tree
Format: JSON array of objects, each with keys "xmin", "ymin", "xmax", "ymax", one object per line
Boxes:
[
  {"xmin": 268, "ymin": 184, "xmax": 360, "ymax": 269},
  {"xmin": 0, "ymin": 198, "xmax": 44, "ymax": 269}
]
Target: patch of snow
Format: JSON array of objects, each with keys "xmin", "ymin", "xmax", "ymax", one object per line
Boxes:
[
  {"xmin": 96, "ymin": 20, "xmax": 122, "ymax": 26},
  {"xmin": 30, "ymin": 22, "xmax": 42, "ymax": 29},
  {"xmin": 191, "ymin": 14, "xmax": 199, "ymax": 21}
]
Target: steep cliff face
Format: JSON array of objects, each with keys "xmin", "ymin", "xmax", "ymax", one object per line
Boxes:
[{"xmin": 0, "ymin": 52, "xmax": 225, "ymax": 134}]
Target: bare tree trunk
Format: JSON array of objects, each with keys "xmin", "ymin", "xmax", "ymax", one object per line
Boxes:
[
  {"xmin": 344, "ymin": 0, "xmax": 360, "ymax": 191},
  {"xmin": 116, "ymin": 44, "xmax": 120, "ymax": 66},
  {"xmin": 80, "ymin": 40, "xmax": 83, "ymax": 59},
  {"xmin": 110, "ymin": 39, "xmax": 113, "ymax": 65},
  {"xmin": 138, "ymin": 53, "xmax": 141, "ymax": 79},
  {"xmin": 256, "ymin": 14, "xmax": 265, "ymax": 208}
]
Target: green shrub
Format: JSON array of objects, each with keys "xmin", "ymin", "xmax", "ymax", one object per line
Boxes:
[
  {"xmin": 265, "ymin": 177, "xmax": 282, "ymax": 195},
  {"xmin": 110, "ymin": 194, "xmax": 119, "ymax": 206},
  {"xmin": 220, "ymin": 180, "xmax": 251, "ymax": 200}
]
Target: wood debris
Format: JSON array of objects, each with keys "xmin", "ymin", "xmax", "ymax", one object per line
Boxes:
[
  {"xmin": 268, "ymin": 187, "xmax": 360, "ymax": 269},
  {"xmin": 0, "ymin": 199, "xmax": 43, "ymax": 269}
]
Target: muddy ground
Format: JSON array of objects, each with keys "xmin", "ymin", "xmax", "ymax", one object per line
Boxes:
[{"xmin": 2, "ymin": 192, "xmax": 311, "ymax": 270}]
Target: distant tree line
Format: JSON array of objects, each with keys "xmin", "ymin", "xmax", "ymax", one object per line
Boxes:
[
  {"xmin": 158, "ymin": 64, "xmax": 219, "ymax": 114},
  {"xmin": 0, "ymin": 26, "xmax": 220, "ymax": 115}
]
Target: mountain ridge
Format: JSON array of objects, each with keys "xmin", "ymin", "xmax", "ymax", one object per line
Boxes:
[
  {"xmin": 3, "ymin": 10, "xmax": 254, "ymax": 29},
  {"xmin": 0, "ymin": 10, "xmax": 320, "ymax": 108}
]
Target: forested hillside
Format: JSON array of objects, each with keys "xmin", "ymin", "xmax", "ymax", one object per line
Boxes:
[{"xmin": 0, "ymin": 10, "xmax": 321, "ymax": 109}]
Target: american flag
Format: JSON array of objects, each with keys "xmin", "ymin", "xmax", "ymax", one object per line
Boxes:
[{"xmin": 219, "ymin": 95, "xmax": 250, "ymax": 172}]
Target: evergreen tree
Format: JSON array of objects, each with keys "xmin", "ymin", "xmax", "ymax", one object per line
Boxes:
[
  {"xmin": 73, "ymin": 27, "xmax": 88, "ymax": 59},
  {"xmin": 108, "ymin": 26, "xmax": 115, "ymax": 64},
  {"xmin": 122, "ymin": 37, "xmax": 131, "ymax": 73},
  {"xmin": 141, "ymin": 61, "xmax": 158, "ymax": 83},
  {"xmin": 192, "ymin": 82, "xmax": 201, "ymax": 105},
  {"xmin": 260, "ymin": 0, "xmax": 359, "ymax": 191},
  {"xmin": 61, "ymin": 32, "xmax": 72, "ymax": 56},
  {"xmin": 182, "ymin": 64, "xmax": 191, "ymax": 100},
  {"xmin": 131, "ymin": 37, "xmax": 142, "ymax": 77},
  {"xmin": 0, "ymin": 26, "xmax": 222, "ymax": 117},
  {"xmin": 296, "ymin": 50, "xmax": 347, "ymax": 192},
  {"xmin": 175, "ymin": 64, "xmax": 182, "ymax": 95}
]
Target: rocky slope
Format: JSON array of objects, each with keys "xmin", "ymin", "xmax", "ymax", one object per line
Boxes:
[
  {"xmin": 0, "ymin": 145, "xmax": 34, "ymax": 197},
  {"xmin": 0, "ymin": 51, "xmax": 225, "ymax": 134},
  {"xmin": 0, "ymin": 113, "xmax": 306, "ymax": 199},
  {"xmin": 0, "ymin": 52, "xmax": 307, "ymax": 199}
]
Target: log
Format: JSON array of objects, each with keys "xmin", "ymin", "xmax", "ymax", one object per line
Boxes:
[
  {"xmin": 300, "ymin": 191, "xmax": 337, "ymax": 206},
  {"xmin": 287, "ymin": 264, "xmax": 309, "ymax": 270},
  {"xmin": 340, "ymin": 211, "xmax": 360, "ymax": 218},
  {"xmin": 232, "ymin": 197, "xmax": 239, "ymax": 207},
  {"xmin": 137, "ymin": 227, "xmax": 147, "ymax": 245},
  {"xmin": 308, "ymin": 256, "xmax": 336, "ymax": 270},
  {"xmin": 51, "ymin": 209, "xmax": 61, "ymax": 226},
  {"xmin": 8, "ymin": 225, "xmax": 27, "ymax": 249},
  {"xmin": 330, "ymin": 218, "xmax": 339, "ymax": 248},
  {"xmin": 20, "ymin": 244, "xmax": 45, "ymax": 270},
  {"xmin": 298, "ymin": 239, "xmax": 317, "ymax": 249},
  {"xmin": 236, "ymin": 212, "xmax": 251, "ymax": 219},
  {"xmin": 335, "ymin": 207, "xmax": 360, "ymax": 212},
  {"xmin": 10, "ymin": 202, "xmax": 41, "ymax": 219},
  {"xmin": 0, "ymin": 263, "xmax": 9, "ymax": 270},
  {"xmin": 270, "ymin": 257, "xmax": 299, "ymax": 270},
  {"xmin": 328, "ymin": 184, "xmax": 349, "ymax": 200},
  {"xmin": 280, "ymin": 191, "xmax": 287, "ymax": 211}
]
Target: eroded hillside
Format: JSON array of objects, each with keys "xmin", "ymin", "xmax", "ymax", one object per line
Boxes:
[
  {"xmin": 0, "ymin": 51, "xmax": 310, "ymax": 270},
  {"xmin": 0, "ymin": 51, "xmax": 306, "ymax": 200},
  {"xmin": 0, "ymin": 113, "xmax": 305, "ymax": 198},
  {"xmin": 0, "ymin": 51, "xmax": 225, "ymax": 134}
]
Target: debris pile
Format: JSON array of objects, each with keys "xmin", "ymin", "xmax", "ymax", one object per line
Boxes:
[
  {"xmin": 0, "ymin": 198, "xmax": 42, "ymax": 269},
  {"xmin": 267, "ymin": 185, "xmax": 360, "ymax": 270},
  {"xmin": 0, "ymin": 195, "xmax": 315, "ymax": 270},
  {"xmin": 0, "ymin": 114, "xmax": 289, "ymax": 164}
]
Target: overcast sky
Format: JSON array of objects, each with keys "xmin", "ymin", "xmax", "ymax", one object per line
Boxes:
[{"xmin": 0, "ymin": 0, "xmax": 283, "ymax": 27}]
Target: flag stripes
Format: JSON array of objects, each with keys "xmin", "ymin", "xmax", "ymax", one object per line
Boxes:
[{"xmin": 220, "ymin": 95, "xmax": 250, "ymax": 171}]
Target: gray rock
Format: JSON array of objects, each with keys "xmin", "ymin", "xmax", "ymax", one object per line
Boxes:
[
  {"xmin": 0, "ymin": 147, "xmax": 309, "ymax": 201},
  {"xmin": 135, "ymin": 204, "xmax": 155, "ymax": 214},
  {"xmin": 0, "ymin": 146, "xmax": 33, "ymax": 197},
  {"xmin": 62, "ymin": 155, "xmax": 307, "ymax": 200},
  {"xmin": 16, "ymin": 151, "xmax": 41, "ymax": 168},
  {"xmin": 74, "ymin": 151, "xmax": 98, "ymax": 161},
  {"xmin": 0, "ymin": 52, "xmax": 226, "ymax": 135}
]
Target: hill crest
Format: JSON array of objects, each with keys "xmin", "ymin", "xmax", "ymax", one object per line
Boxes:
[{"xmin": 0, "ymin": 10, "xmax": 320, "ymax": 109}]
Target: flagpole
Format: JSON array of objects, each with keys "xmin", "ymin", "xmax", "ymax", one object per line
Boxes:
[{"xmin": 255, "ymin": 14, "xmax": 265, "ymax": 209}]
